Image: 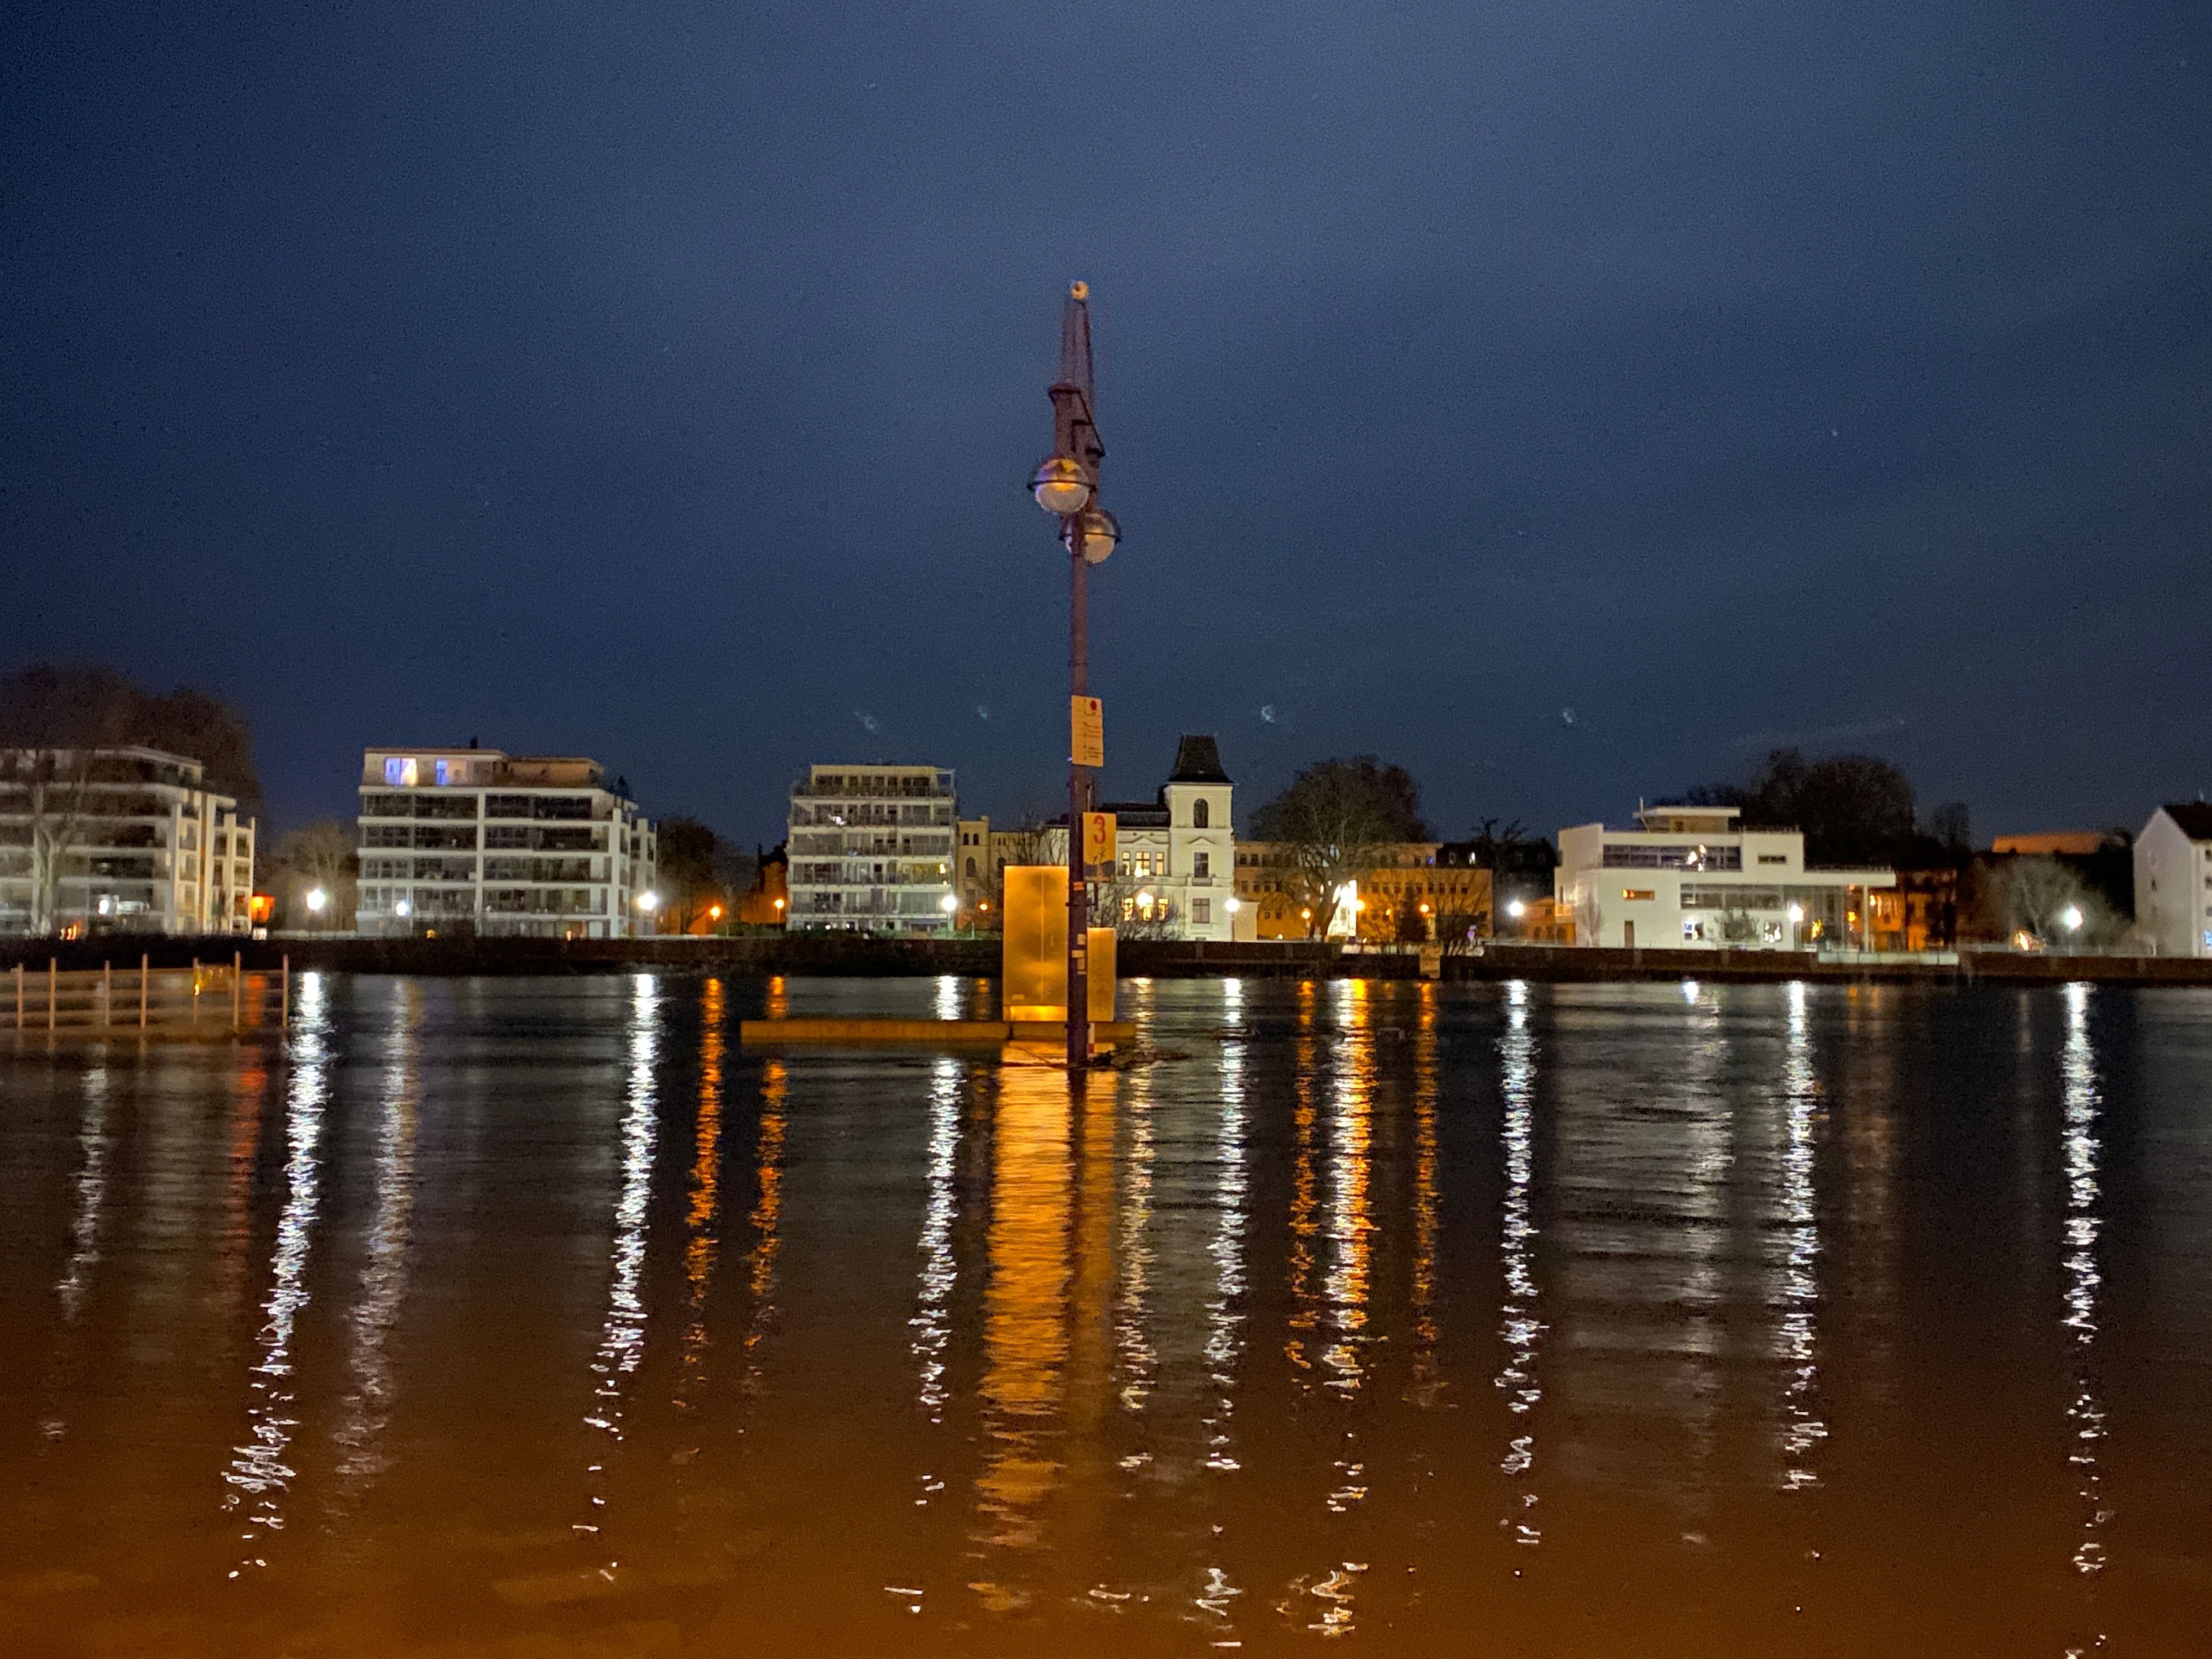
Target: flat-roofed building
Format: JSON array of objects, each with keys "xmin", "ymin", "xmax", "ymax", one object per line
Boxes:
[
  {"xmin": 0, "ymin": 745, "xmax": 255, "ymax": 936},
  {"xmin": 354, "ymin": 748, "xmax": 656, "ymax": 938},
  {"xmin": 1556, "ymin": 804, "xmax": 1894, "ymax": 950},
  {"xmin": 786, "ymin": 764, "xmax": 957, "ymax": 933}
]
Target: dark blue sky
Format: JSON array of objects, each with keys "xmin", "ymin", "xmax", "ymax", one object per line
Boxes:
[{"xmin": 6, "ymin": 2, "xmax": 2209, "ymax": 846}]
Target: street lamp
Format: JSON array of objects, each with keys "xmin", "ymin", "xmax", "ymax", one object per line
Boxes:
[
  {"xmin": 305, "ymin": 886, "xmax": 328, "ymax": 915},
  {"xmin": 1507, "ymin": 898, "xmax": 1527, "ymax": 919},
  {"xmin": 1031, "ymin": 278, "xmax": 1113, "ymax": 1071}
]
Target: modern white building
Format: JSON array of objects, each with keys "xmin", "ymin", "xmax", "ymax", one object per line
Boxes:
[
  {"xmin": 0, "ymin": 746, "xmax": 255, "ymax": 936},
  {"xmin": 1045, "ymin": 735, "xmax": 1238, "ymax": 941},
  {"xmin": 786, "ymin": 764, "xmax": 957, "ymax": 932},
  {"xmin": 2132, "ymin": 804, "xmax": 2212, "ymax": 957},
  {"xmin": 1556, "ymin": 804, "xmax": 1893, "ymax": 950},
  {"xmin": 354, "ymin": 748, "xmax": 656, "ymax": 938}
]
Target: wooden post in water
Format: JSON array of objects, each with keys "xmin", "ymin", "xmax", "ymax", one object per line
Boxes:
[
  {"xmin": 280, "ymin": 956, "xmax": 290, "ymax": 1029},
  {"xmin": 13, "ymin": 962, "xmax": 22, "ymax": 1031},
  {"xmin": 232, "ymin": 950, "xmax": 242, "ymax": 1033},
  {"xmin": 103, "ymin": 961, "xmax": 111, "ymax": 1028},
  {"xmin": 190, "ymin": 957, "xmax": 199, "ymax": 1025},
  {"xmin": 48, "ymin": 958, "xmax": 57, "ymax": 1032},
  {"xmin": 139, "ymin": 954, "xmax": 149, "ymax": 1030}
]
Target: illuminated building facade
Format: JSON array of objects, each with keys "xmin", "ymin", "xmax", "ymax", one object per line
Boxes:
[
  {"xmin": 1044, "ymin": 735, "xmax": 1237, "ymax": 941},
  {"xmin": 354, "ymin": 747, "xmax": 656, "ymax": 938},
  {"xmin": 1555, "ymin": 804, "xmax": 1894, "ymax": 950},
  {"xmin": 1232, "ymin": 842, "xmax": 1489, "ymax": 941},
  {"xmin": 785, "ymin": 764, "xmax": 957, "ymax": 933},
  {"xmin": 0, "ymin": 745, "xmax": 255, "ymax": 936}
]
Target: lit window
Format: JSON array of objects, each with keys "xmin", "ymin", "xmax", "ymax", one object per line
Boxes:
[
  {"xmin": 1623, "ymin": 888, "xmax": 1655, "ymax": 901},
  {"xmin": 385, "ymin": 757, "xmax": 419, "ymax": 787}
]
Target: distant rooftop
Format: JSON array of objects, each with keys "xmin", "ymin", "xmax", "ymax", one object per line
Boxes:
[
  {"xmin": 1632, "ymin": 804, "xmax": 1740, "ymax": 831},
  {"xmin": 2159, "ymin": 802, "xmax": 2212, "ymax": 842}
]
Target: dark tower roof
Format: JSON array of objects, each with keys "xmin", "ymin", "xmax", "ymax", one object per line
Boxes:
[{"xmin": 1167, "ymin": 734, "xmax": 1230, "ymax": 785}]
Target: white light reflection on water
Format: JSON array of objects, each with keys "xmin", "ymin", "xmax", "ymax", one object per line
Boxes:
[
  {"xmin": 1114, "ymin": 1059, "xmax": 1157, "ymax": 1416},
  {"xmin": 911, "ymin": 1057, "xmax": 962, "ymax": 1425},
  {"xmin": 1495, "ymin": 980, "xmax": 1545, "ymax": 1544},
  {"xmin": 1321, "ymin": 979, "xmax": 1374, "ymax": 1401},
  {"xmin": 1197, "ymin": 994, "xmax": 1249, "ymax": 1634},
  {"xmin": 1778, "ymin": 981, "xmax": 1827, "ymax": 1490},
  {"xmin": 332, "ymin": 985, "xmax": 422, "ymax": 1497},
  {"xmin": 56, "ymin": 1067, "xmax": 110, "ymax": 1326},
  {"xmin": 581, "ymin": 975, "xmax": 661, "ymax": 1534},
  {"xmin": 38, "ymin": 1066, "xmax": 112, "ymax": 1442},
  {"xmin": 223, "ymin": 971, "xmax": 332, "ymax": 1575},
  {"xmin": 2059, "ymin": 982, "xmax": 2108, "ymax": 1580},
  {"xmin": 934, "ymin": 974, "xmax": 961, "ymax": 1022}
]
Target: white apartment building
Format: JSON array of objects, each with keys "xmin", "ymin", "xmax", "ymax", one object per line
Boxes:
[
  {"xmin": 1556, "ymin": 804, "xmax": 1894, "ymax": 950},
  {"xmin": 1045, "ymin": 736, "xmax": 1238, "ymax": 941},
  {"xmin": 355, "ymin": 748, "xmax": 656, "ymax": 939},
  {"xmin": 786, "ymin": 764, "xmax": 957, "ymax": 933},
  {"xmin": 2133, "ymin": 803, "xmax": 2212, "ymax": 957},
  {"xmin": 0, "ymin": 746, "xmax": 255, "ymax": 936}
]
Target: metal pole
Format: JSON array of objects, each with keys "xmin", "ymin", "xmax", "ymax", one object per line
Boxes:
[
  {"xmin": 103, "ymin": 961, "xmax": 111, "ymax": 1029},
  {"xmin": 48, "ymin": 957, "xmax": 56, "ymax": 1032},
  {"xmin": 14, "ymin": 962, "xmax": 22, "ymax": 1030},
  {"xmin": 191, "ymin": 957, "xmax": 199, "ymax": 1025},
  {"xmin": 232, "ymin": 950, "xmax": 242, "ymax": 1032},
  {"xmin": 140, "ymin": 953, "xmax": 149, "ymax": 1029},
  {"xmin": 1067, "ymin": 531, "xmax": 1089, "ymax": 1071},
  {"xmin": 281, "ymin": 954, "xmax": 289, "ymax": 1029}
]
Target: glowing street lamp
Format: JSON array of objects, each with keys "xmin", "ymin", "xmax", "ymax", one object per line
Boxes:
[
  {"xmin": 1028, "ymin": 455, "xmax": 1092, "ymax": 515},
  {"xmin": 637, "ymin": 890, "xmax": 660, "ymax": 914},
  {"xmin": 2060, "ymin": 904, "xmax": 2084, "ymax": 933},
  {"xmin": 1030, "ymin": 278, "xmax": 1115, "ymax": 1070},
  {"xmin": 1507, "ymin": 899, "xmax": 1527, "ymax": 919},
  {"xmin": 305, "ymin": 886, "xmax": 328, "ymax": 915},
  {"xmin": 394, "ymin": 898, "xmax": 411, "ymax": 919}
]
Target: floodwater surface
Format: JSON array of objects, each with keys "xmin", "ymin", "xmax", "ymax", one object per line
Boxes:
[{"xmin": 1, "ymin": 973, "xmax": 2209, "ymax": 1656}]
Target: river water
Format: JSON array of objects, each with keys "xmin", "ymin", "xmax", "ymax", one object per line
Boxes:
[{"xmin": 1, "ymin": 974, "xmax": 2208, "ymax": 1656}]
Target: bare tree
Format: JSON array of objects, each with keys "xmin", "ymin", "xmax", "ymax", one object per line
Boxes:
[
  {"xmin": 267, "ymin": 820, "xmax": 358, "ymax": 930},
  {"xmin": 1982, "ymin": 855, "xmax": 2118, "ymax": 948},
  {"xmin": 1, "ymin": 748, "xmax": 97, "ymax": 935},
  {"xmin": 1251, "ymin": 760, "xmax": 1416, "ymax": 939}
]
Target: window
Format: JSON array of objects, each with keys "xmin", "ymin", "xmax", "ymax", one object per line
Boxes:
[
  {"xmin": 1193, "ymin": 799, "xmax": 1209, "ymax": 829},
  {"xmin": 1193, "ymin": 898, "xmax": 1211, "ymax": 925},
  {"xmin": 965, "ymin": 856, "xmax": 977, "ymax": 878},
  {"xmin": 1622, "ymin": 888, "xmax": 1655, "ymax": 901},
  {"xmin": 1193, "ymin": 852, "xmax": 1210, "ymax": 879},
  {"xmin": 1757, "ymin": 853, "xmax": 1787, "ymax": 865},
  {"xmin": 384, "ymin": 757, "xmax": 419, "ymax": 786}
]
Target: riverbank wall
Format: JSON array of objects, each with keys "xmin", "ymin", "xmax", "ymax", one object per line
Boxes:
[{"xmin": 7, "ymin": 933, "xmax": 2212, "ymax": 986}]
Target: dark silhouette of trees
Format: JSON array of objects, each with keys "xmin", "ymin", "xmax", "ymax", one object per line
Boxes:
[{"xmin": 0, "ymin": 662, "xmax": 262, "ymax": 817}]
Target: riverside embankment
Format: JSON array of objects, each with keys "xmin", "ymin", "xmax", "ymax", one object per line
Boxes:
[{"xmin": 6, "ymin": 932, "xmax": 2212, "ymax": 985}]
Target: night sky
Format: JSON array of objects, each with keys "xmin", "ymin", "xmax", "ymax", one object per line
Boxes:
[{"xmin": 6, "ymin": 3, "xmax": 2209, "ymax": 847}]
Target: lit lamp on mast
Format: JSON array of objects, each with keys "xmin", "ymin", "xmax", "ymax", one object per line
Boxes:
[{"xmin": 1029, "ymin": 278, "xmax": 1118, "ymax": 1071}]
